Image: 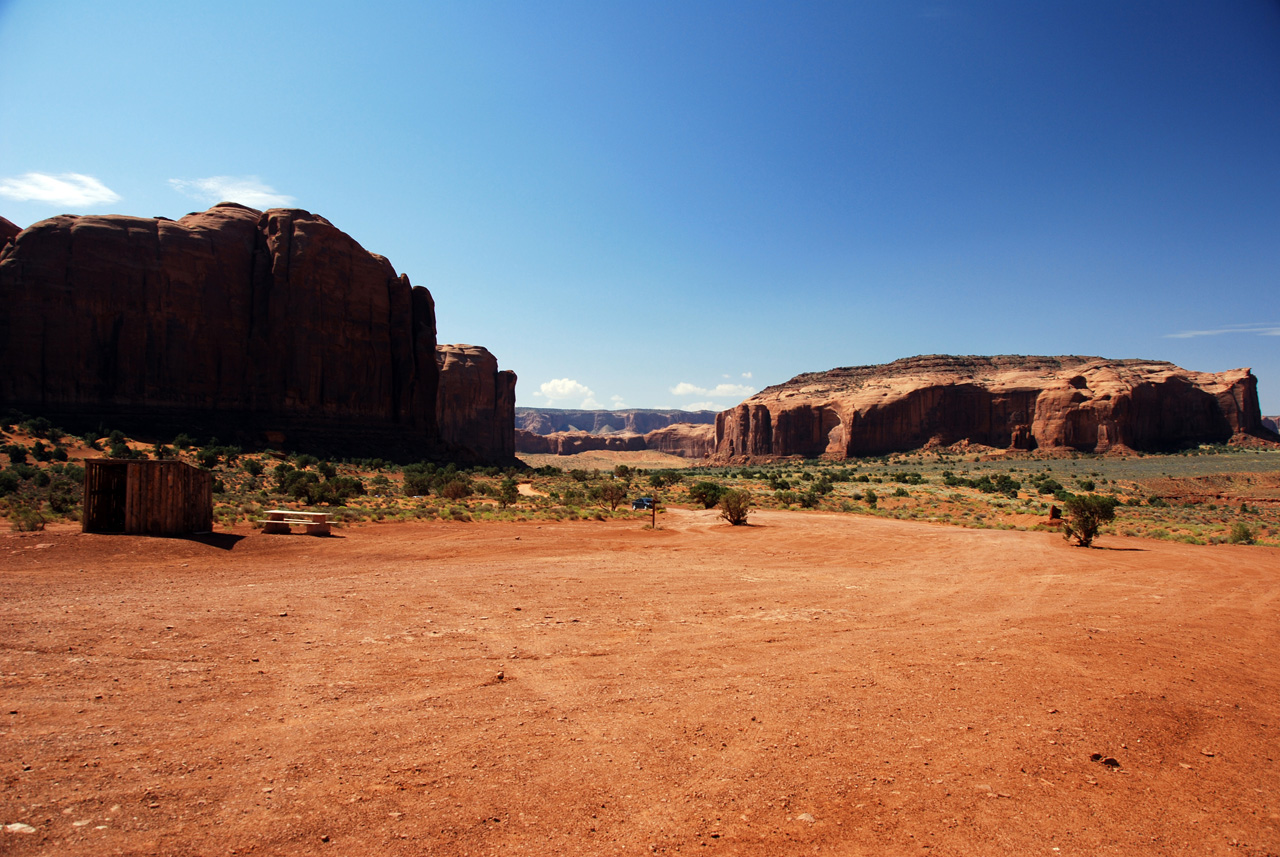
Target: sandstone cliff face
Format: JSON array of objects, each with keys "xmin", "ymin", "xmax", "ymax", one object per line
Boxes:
[
  {"xmin": 515, "ymin": 408, "xmax": 716, "ymax": 435},
  {"xmin": 715, "ymin": 355, "xmax": 1269, "ymax": 461},
  {"xmin": 515, "ymin": 430, "xmax": 646, "ymax": 455},
  {"xmin": 513, "ymin": 422, "xmax": 715, "ymax": 458},
  {"xmin": 0, "ymin": 216, "xmax": 19, "ymax": 249},
  {"xmin": 435, "ymin": 344, "xmax": 517, "ymax": 463},
  {"xmin": 643, "ymin": 423, "xmax": 716, "ymax": 458},
  {"xmin": 0, "ymin": 204, "xmax": 514, "ymax": 463}
]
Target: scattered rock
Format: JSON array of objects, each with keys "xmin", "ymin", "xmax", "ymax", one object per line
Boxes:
[
  {"xmin": 796, "ymin": 813, "xmax": 816, "ymax": 823},
  {"xmin": 5, "ymin": 823, "xmax": 36, "ymax": 833}
]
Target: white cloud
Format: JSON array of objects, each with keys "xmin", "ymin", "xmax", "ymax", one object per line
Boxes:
[
  {"xmin": 169, "ymin": 175, "xmax": 295, "ymax": 208},
  {"xmin": 1165, "ymin": 323, "xmax": 1280, "ymax": 339},
  {"xmin": 742, "ymin": 372, "xmax": 753, "ymax": 379},
  {"xmin": 540, "ymin": 378, "xmax": 595, "ymax": 407},
  {"xmin": 610, "ymin": 395, "xmax": 628, "ymax": 409},
  {"xmin": 0, "ymin": 172, "xmax": 120, "ymax": 207},
  {"xmin": 670, "ymin": 381, "xmax": 756, "ymax": 399},
  {"xmin": 685, "ymin": 401, "xmax": 721, "ymax": 411}
]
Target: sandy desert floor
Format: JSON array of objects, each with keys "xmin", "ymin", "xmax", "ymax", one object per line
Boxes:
[{"xmin": 2, "ymin": 511, "xmax": 1279, "ymax": 856}]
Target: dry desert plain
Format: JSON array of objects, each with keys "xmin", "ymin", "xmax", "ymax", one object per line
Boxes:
[{"xmin": 2, "ymin": 508, "xmax": 1279, "ymax": 856}]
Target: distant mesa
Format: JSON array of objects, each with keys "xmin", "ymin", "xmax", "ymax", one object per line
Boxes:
[
  {"xmin": 1264, "ymin": 416, "xmax": 1279, "ymax": 434},
  {"xmin": 516, "ymin": 407, "xmax": 716, "ymax": 436},
  {"xmin": 0, "ymin": 203, "xmax": 515, "ymax": 463},
  {"xmin": 515, "ymin": 408, "xmax": 717, "ymax": 458},
  {"xmin": 714, "ymin": 355, "xmax": 1276, "ymax": 462}
]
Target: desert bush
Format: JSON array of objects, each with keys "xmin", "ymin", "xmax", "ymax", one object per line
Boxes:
[
  {"xmin": 497, "ymin": 476, "xmax": 520, "ymax": 509},
  {"xmin": 1061, "ymin": 494, "xmax": 1118, "ymax": 547},
  {"xmin": 244, "ymin": 459, "xmax": 264, "ymax": 477},
  {"xmin": 9, "ymin": 504, "xmax": 46, "ymax": 532},
  {"xmin": 863, "ymin": 488, "xmax": 878, "ymax": 508},
  {"xmin": 590, "ymin": 481, "xmax": 628, "ymax": 511},
  {"xmin": 440, "ymin": 479, "xmax": 472, "ymax": 501},
  {"xmin": 47, "ymin": 476, "xmax": 80, "ymax": 513},
  {"xmin": 688, "ymin": 481, "xmax": 727, "ymax": 509},
  {"xmin": 1228, "ymin": 522, "xmax": 1256, "ymax": 545},
  {"xmin": 2, "ymin": 443, "xmax": 28, "ymax": 465},
  {"xmin": 719, "ymin": 489, "xmax": 752, "ymax": 526}
]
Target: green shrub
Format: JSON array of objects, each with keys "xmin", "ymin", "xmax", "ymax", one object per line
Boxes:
[
  {"xmin": 440, "ymin": 479, "xmax": 472, "ymax": 501},
  {"xmin": 1228, "ymin": 522, "xmax": 1255, "ymax": 545},
  {"xmin": 719, "ymin": 489, "xmax": 752, "ymax": 525},
  {"xmin": 863, "ymin": 488, "xmax": 878, "ymax": 508},
  {"xmin": 688, "ymin": 481, "xmax": 727, "ymax": 509},
  {"xmin": 9, "ymin": 505, "xmax": 46, "ymax": 532},
  {"xmin": 1061, "ymin": 494, "xmax": 1118, "ymax": 547}
]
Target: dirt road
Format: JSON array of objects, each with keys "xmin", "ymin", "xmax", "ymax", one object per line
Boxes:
[{"xmin": 3, "ymin": 511, "xmax": 1278, "ymax": 855}]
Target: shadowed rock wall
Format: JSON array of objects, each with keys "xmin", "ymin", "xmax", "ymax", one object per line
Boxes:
[{"xmin": 0, "ymin": 204, "xmax": 514, "ymax": 463}]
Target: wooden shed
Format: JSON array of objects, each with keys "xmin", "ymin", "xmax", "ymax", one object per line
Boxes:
[{"xmin": 82, "ymin": 459, "xmax": 213, "ymax": 535}]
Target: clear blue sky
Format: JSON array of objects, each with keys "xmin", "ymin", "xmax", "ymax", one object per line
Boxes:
[{"xmin": 2, "ymin": 1, "xmax": 1278, "ymax": 413}]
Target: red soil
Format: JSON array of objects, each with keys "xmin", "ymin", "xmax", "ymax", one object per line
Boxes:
[{"xmin": 3, "ymin": 511, "xmax": 1279, "ymax": 855}]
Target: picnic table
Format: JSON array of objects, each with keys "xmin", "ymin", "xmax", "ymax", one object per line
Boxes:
[{"xmin": 258, "ymin": 509, "xmax": 332, "ymax": 536}]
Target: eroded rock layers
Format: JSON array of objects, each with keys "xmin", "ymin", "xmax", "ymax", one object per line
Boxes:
[
  {"xmin": 715, "ymin": 355, "xmax": 1269, "ymax": 460},
  {"xmin": 0, "ymin": 203, "xmax": 515, "ymax": 463}
]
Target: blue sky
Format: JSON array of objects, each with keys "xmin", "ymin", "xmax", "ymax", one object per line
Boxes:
[{"xmin": 2, "ymin": 1, "xmax": 1278, "ymax": 413}]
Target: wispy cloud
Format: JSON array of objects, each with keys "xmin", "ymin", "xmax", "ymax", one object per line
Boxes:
[
  {"xmin": 670, "ymin": 381, "xmax": 756, "ymax": 399},
  {"xmin": 610, "ymin": 395, "xmax": 628, "ymax": 409},
  {"xmin": 169, "ymin": 176, "xmax": 295, "ymax": 209},
  {"xmin": 0, "ymin": 172, "xmax": 120, "ymax": 207},
  {"xmin": 1165, "ymin": 323, "xmax": 1280, "ymax": 339}
]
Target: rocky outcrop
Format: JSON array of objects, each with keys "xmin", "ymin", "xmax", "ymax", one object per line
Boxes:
[
  {"xmin": 0, "ymin": 203, "xmax": 515, "ymax": 463},
  {"xmin": 714, "ymin": 355, "xmax": 1271, "ymax": 461},
  {"xmin": 0, "ymin": 216, "xmax": 19, "ymax": 250},
  {"xmin": 1264, "ymin": 416, "xmax": 1279, "ymax": 434},
  {"xmin": 516, "ymin": 430, "xmax": 646, "ymax": 455},
  {"xmin": 644, "ymin": 423, "xmax": 716, "ymax": 458},
  {"xmin": 435, "ymin": 345, "xmax": 516, "ymax": 463},
  {"xmin": 516, "ymin": 408, "xmax": 716, "ymax": 435},
  {"xmin": 514, "ymin": 422, "xmax": 715, "ymax": 458}
]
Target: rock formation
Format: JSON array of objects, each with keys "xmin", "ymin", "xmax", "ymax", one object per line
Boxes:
[
  {"xmin": 643, "ymin": 423, "xmax": 717, "ymax": 458},
  {"xmin": 515, "ymin": 430, "xmax": 646, "ymax": 455},
  {"xmin": 0, "ymin": 203, "xmax": 515, "ymax": 463},
  {"xmin": 435, "ymin": 345, "xmax": 517, "ymax": 463},
  {"xmin": 514, "ymin": 422, "xmax": 715, "ymax": 458},
  {"xmin": 714, "ymin": 355, "xmax": 1270, "ymax": 461},
  {"xmin": 516, "ymin": 408, "xmax": 716, "ymax": 436},
  {"xmin": 0, "ymin": 216, "xmax": 19, "ymax": 249}
]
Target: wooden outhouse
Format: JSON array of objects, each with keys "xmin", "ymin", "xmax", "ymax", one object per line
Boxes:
[{"xmin": 82, "ymin": 460, "xmax": 213, "ymax": 535}]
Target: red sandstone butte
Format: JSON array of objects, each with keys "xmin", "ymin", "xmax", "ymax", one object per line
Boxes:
[
  {"xmin": 0, "ymin": 203, "xmax": 515, "ymax": 463},
  {"xmin": 715, "ymin": 354, "xmax": 1270, "ymax": 461}
]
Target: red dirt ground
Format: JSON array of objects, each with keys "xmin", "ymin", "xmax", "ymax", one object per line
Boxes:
[{"xmin": 2, "ymin": 510, "xmax": 1279, "ymax": 856}]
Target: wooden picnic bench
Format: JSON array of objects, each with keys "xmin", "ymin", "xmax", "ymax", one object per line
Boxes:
[{"xmin": 257, "ymin": 509, "xmax": 332, "ymax": 536}]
